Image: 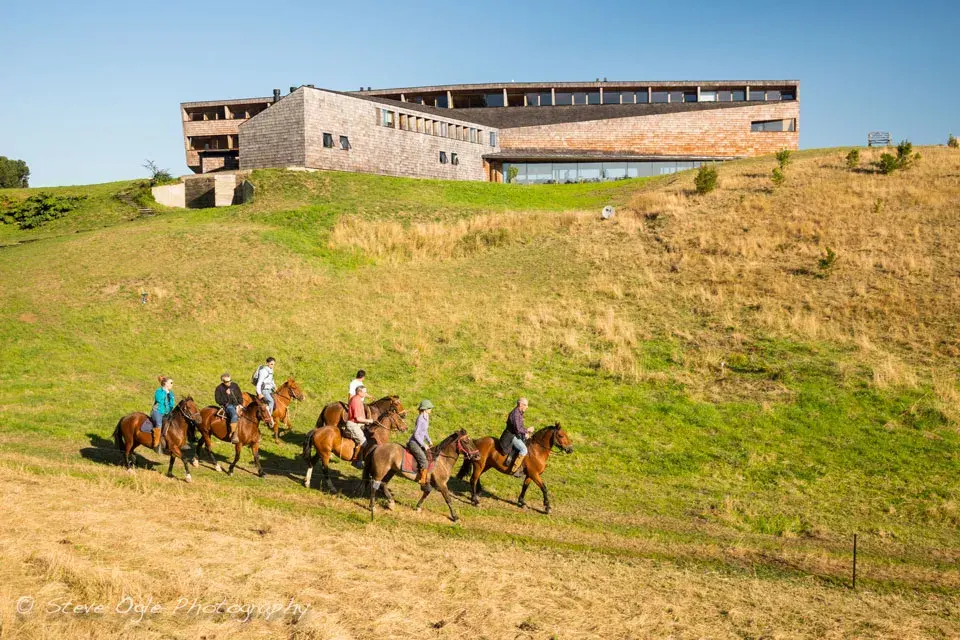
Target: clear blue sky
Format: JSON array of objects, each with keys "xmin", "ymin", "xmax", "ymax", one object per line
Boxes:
[{"xmin": 2, "ymin": 0, "xmax": 957, "ymax": 187}]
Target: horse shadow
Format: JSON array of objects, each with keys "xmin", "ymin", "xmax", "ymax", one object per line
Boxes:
[
  {"xmin": 80, "ymin": 432, "xmax": 160, "ymax": 470},
  {"xmin": 257, "ymin": 446, "xmax": 310, "ymax": 483}
]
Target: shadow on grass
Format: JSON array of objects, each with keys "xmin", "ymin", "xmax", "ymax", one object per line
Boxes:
[{"xmin": 81, "ymin": 432, "xmax": 160, "ymax": 471}]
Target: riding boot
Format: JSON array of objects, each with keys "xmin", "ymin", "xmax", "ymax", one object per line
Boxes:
[
  {"xmin": 509, "ymin": 454, "xmax": 526, "ymax": 477},
  {"xmin": 153, "ymin": 427, "xmax": 163, "ymax": 454},
  {"xmin": 416, "ymin": 468, "xmax": 429, "ymax": 485},
  {"xmin": 351, "ymin": 441, "xmax": 366, "ymax": 469},
  {"xmin": 229, "ymin": 424, "xmax": 239, "ymax": 444}
]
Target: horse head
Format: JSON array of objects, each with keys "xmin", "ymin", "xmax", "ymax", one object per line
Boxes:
[
  {"xmin": 285, "ymin": 377, "xmax": 305, "ymax": 401},
  {"xmin": 248, "ymin": 397, "xmax": 274, "ymax": 427},
  {"xmin": 384, "ymin": 407, "xmax": 408, "ymax": 432},
  {"xmin": 383, "ymin": 395, "xmax": 406, "ymax": 417},
  {"xmin": 178, "ymin": 397, "xmax": 202, "ymax": 424},
  {"xmin": 455, "ymin": 428, "xmax": 480, "ymax": 461},
  {"xmin": 551, "ymin": 422, "xmax": 574, "ymax": 454}
]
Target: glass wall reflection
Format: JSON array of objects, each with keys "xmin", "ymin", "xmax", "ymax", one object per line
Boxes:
[{"xmin": 503, "ymin": 160, "xmax": 707, "ymax": 184}]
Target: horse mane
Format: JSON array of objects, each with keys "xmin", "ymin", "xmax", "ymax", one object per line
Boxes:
[
  {"xmin": 430, "ymin": 430, "xmax": 463, "ymax": 455},
  {"xmin": 531, "ymin": 423, "xmax": 560, "ymax": 445}
]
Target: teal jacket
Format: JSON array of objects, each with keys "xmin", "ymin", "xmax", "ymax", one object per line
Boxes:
[{"xmin": 153, "ymin": 388, "xmax": 175, "ymax": 415}]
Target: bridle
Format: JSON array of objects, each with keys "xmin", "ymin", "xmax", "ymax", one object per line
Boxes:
[{"xmin": 176, "ymin": 402, "xmax": 202, "ymax": 425}]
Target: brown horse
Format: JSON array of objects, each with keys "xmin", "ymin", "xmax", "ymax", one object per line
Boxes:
[
  {"xmin": 193, "ymin": 397, "xmax": 274, "ymax": 477},
  {"xmin": 457, "ymin": 423, "xmax": 573, "ymax": 514},
  {"xmin": 301, "ymin": 407, "xmax": 407, "ymax": 493},
  {"xmin": 316, "ymin": 395, "xmax": 406, "ymax": 430},
  {"xmin": 241, "ymin": 377, "xmax": 305, "ymax": 442},
  {"xmin": 113, "ymin": 397, "xmax": 202, "ymax": 482},
  {"xmin": 362, "ymin": 429, "xmax": 480, "ymax": 522}
]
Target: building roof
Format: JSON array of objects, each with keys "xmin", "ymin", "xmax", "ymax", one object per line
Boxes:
[
  {"xmin": 181, "ymin": 96, "xmax": 274, "ymax": 108},
  {"xmin": 355, "ymin": 80, "xmax": 800, "ymax": 95}
]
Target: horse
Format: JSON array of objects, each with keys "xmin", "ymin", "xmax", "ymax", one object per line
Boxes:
[
  {"xmin": 301, "ymin": 406, "xmax": 407, "ymax": 493},
  {"xmin": 456, "ymin": 423, "xmax": 573, "ymax": 514},
  {"xmin": 241, "ymin": 377, "xmax": 305, "ymax": 442},
  {"xmin": 316, "ymin": 395, "xmax": 406, "ymax": 431},
  {"xmin": 193, "ymin": 397, "xmax": 274, "ymax": 477},
  {"xmin": 112, "ymin": 397, "xmax": 202, "ymax": 482},
  {"xmin": 362, "ymin": 429, "xmax": 480, "ymax": 522}
]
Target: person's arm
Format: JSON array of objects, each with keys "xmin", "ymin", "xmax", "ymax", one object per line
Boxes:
[
  {"xmin": 154, "ymin": 388, "xmax": 164, "ymax": 408},
  {"xmin": 255, "ymin": 368, "xmax": 265, "ymax": 396}
]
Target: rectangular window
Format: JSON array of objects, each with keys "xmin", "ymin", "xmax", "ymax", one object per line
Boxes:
[
  {"xmin": 700, "ymin": 91, "xmax": 717, "ymax": 102},
  {"xmin": 439, "ymin": 151, "xmax": 447, "ymax": 164},
  {"xmin": 451, "ymin": 153, "xmax": 458, "ymax": 165},
  {"xmin": 399, "ymin": 114, "xmax": 407, "ymax": 130},
  {"xmin": 416, "ymin": 117, "xmax": 424, "ymax": 133},
  {"xmin": 555, "ymin": 92, "xmax": 572, "ymax": 106},
  {"xmin": 652, "ymin": 90, "xmax": 668, "ymax": 103},
  {"xmin": 382, "ymin": 110, "xmax": 395, "ymax": 127},
  {"xmin": 587, "ymin": 91, "xmax": 600, "ymax": 104},
  {"xmin": 781, "ymin": 90, "xmax": 795, "ymax": 101},
  {"xmin": 749, "ymin": 89, "xmax": 765, "ymax": 101},
  {"xmin": 602, "ymin": 91, "xmax": 620, "ymax": 104},
  {"xmin": 434, "ymin": 121, "xmax": 441, "ymax": 136},
  {"xmin": 477, "ymin": 129, "xmax": 483, "ymax": 143},
  {"xmin": 668, "ymin": 91, "xmax": 683, "ymax": 103},
  {"xmin": 322, "ymin": 132, "xmax": 333, "ymax": 148},
  {"xmin": 717, "ymin": 90, "xmax": 732, "ymax": 102},
  {"xmin": 525, "ymin": 92, "xmax": 539, "ymax": 106},
  {"xmin": 539, "ymin": 92, "xmax": 553, "ymax": 106},
  {"xmin": 469, "ymin": 128, "xmax": 477, "ymax": 143},
  {"xmin": 751, "ymin": 119, "xmax": 795, "ymax": 132},
  {"xmin": 440, "ymin": 122, "xmax": 448, "ymax": 137},
  {"xmin": 436, "ymin": 94, "xmax": 449, "ymax": 108},
  {"xmin": 683, "ymin": 91, "xmax": 697, "ymax": 102},
  {"xmin": 732, "ymin": 89, "xmax": 746, "ymax": 102},
  {"xmin": 489, "ymin": 131, "xmax": 497, "ymax": 146},
  {"xmin": 339, "ymin": 135, "xmax": 351, "ymax": 150},
  {"xmin": 766, "ymin": 89, "xmax": 781, "ymax": 101},
  {"xmin": 573, "ymin": 92, "xmax": 587, "ymax": 105},
  {"xmin": 484, "ymin": 92, "xmax": 505, "ymax": 107},
  {"xmin": 636, "ymin": 90, "xmax": 649, "ymax": 103},
  {"xmin": 621, "ymin": 92, "xmax": 635, "ymax": 104}
]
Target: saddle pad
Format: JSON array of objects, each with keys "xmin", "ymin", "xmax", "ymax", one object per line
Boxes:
[
  {"xmin": 401, "ymin": 448, "xmax": 435, "ymax": 475},
  {"xmin": 140, "ymin": 420, "xmax": 155, "ymax": 433}
]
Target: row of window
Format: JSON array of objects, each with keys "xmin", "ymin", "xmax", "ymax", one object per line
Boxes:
[
  {"xmin": 322, "ymin": 133, "xmax": 351, "ymax": 150},
  {"xmin": 503, "ymin": 160, "xmax": 707, "ymax": 184},
  {"xmin": 377, "ymin": 108, "xmax": 497, "ymax": 146},
  {"xmin": 400, "ymin": 88, "xmax": 795, "ymax": 108},
  {"xmin": 751, "ymin": 119, "xmax": 797, "ymax": 132}
]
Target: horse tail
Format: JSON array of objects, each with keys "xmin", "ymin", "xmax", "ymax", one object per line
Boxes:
[
  {"xmin": 302, "ymin": 428, "xmax": 316, "ymax": 461},
  {"xmin": 187, "ymin": 419, "xmax": 197, "ymax": 444},
  {"xmin": 113, "ymin": 419, "xmax": 124, "ymax": 450},
  {"xmin": 456, "ymin": 457, "xmax": 473, "ymax": 481}
]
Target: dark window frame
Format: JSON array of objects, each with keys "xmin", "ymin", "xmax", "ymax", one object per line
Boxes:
[
  {"xmin": 339, "ymin": 135, "xmax": 351, "ymax": 150},
  {"xmin": 439, "ymin": 151, "xmax": 447, "ymax": 164},
  {"xmin": 322, "ymin": 132, "xmax": 334, "ymax": 148}
]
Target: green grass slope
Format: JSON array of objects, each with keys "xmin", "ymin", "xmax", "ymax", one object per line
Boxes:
[{"xmin": 1, "ymin": 150, "xmax": 959, "ymax": 637}]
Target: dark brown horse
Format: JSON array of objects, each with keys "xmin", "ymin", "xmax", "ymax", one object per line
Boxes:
[
  {"xmin": 362, "ymin": 429, "xmax": 480, "ymax": 522},
  {"xmin": 193, "ymin": 397, "xmax": 273, "ymax": 477},
  {"xmin": 316, "ymin": 395, "xmax": 406, "ymax": 431},
  {"xmin": 113, "ymin": 397, "xmax": 202, "ymax": 482},
  {"xmin": 457, "ymin": 423, "xmax": 573, "ymax": 514},
  {"xmin": 301, "ymin": 407, "xmax": 407, "ymax": 493},
  {"xmin": 242, "ymin": 377, "xmax": 305, "ymax": 442}
]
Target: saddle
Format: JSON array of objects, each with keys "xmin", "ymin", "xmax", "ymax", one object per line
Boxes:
[
  {"xmin": 401, "ymin": 447, "xmax": 435, "ymax": 475},
  {"xmin": 140, "ymin": 414, "xmax": 169, "ymax": 433}
]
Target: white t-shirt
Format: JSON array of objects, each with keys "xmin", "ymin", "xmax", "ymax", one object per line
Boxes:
[{"xmin": 349, "ymin": 378, "xmax": 365, "ymax": 398}]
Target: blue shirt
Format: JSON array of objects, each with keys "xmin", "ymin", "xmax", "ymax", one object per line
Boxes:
[
  {"xmin": 153, "ymin": 388, "xmax": 175, "ymax": 415},
  {"xmin": 410, "ymin": 412, "xmax": 432, "ymax": 448}
]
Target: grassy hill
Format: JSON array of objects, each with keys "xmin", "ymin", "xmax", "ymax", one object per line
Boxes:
[{"xmin": 1, "ymin": 148, "xmax": 959, "ymax": 638}]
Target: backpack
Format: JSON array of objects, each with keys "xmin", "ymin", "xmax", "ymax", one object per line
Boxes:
[{"xmin": 251, "ymin": 365, "xmax": 265, "ymax": 386}]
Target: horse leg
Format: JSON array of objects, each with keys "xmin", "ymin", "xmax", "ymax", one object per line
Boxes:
[
  {"xmin": 321, "ymin": 451, "xmax": 337, "ymax": 494},
  {"xmin": 415, "ymin": 484, "xmax": 432, "ymax": 513},
  {"xmin": 204, "ymin": 435, "xmax": 223, "ymax": 472},
  {"xmin": 272, "ymin": 418, "xmax": 280, "ymax": 444},
  {"xmin": 227, "ymin": 443, "xmax": 241, "ymax": 476},
  {"xmin": 304, "ymin": 453, "xmax": 318, "ymax": 489},
  {"xmin": 518, "ymin": 477, "xmax": 532, "ymax": 509},
  {"xmin": 181, "ymin": 454, "xmax": 193, "ymax": 483},
  {"xmin": 438, "ymin": 484, "xmax": 459, "ymax": 523},
  {"xmin": 381, "ymin": 482, "xmax": 395, "ymax": 511},
  {"xmin": 470, "ymin": 464, "xmax": 484, "ymax": 506},
  {"xmin": 252, "ymin": 442, "xmax": 264, "ymax": 477},
  {"xmin": 167, "ymin": 454, "xmax": 176, "ymax": 478},
  {"xmin": 531, "ymin": 473, "xmax": 550, "ymax": 514}
]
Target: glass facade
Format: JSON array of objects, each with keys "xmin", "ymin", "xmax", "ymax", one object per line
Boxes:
[
  {"xmin": 555, "ymin": 92, "xmax": 572, "ymax": 105},
  {"xmin": 502, "ymin": 160, "xmax": 707, "ymax": 184}
]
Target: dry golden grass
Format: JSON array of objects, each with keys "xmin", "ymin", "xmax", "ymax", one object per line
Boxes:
[{"xmin": 1, "ymin": 460, "xmax": 956, "ymax": 640}]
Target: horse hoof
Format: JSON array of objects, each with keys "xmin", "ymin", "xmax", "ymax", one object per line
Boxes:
[
  {"xmin": 258, "ymin": 473, "xmax": 265, "ymax": 478},
  {"xmin": 545, "ymin": 506, "xmax": 552, "ymax": 515},
  {"xmin": 227, "ymin": 471, "xmax": 234, "ymax": 477},
  {"xmin": 471, "ymin": 499, "xmax": 480, "ymax": 507},
  {"xmin": 166, "ymin": 473, "xmax": 174, "ymax": 479},
  {"xmin": 450, "ymin": 516, "xmax": 459, "ymax": 523},
  {"xmin": 185, "ymin": 475, "xmax": 193, "ymax": 483},
  {"xmin": 303, "ymin": 480, "xmax": 310, "ymax": 488},
  {"xmin": 215, "ymin": 465, "xmax": 223, "ymax": 473},
  {"xmin": 127, "ymin": 468, "xmax": 135, "ymax": 475},
  {"xmin": 190, "ymin": 458, "xmax": 198, "ymax": 468},
  {"xmin": 518, "ymin": 502, "xmax": 526, "ymax": 510},
  {"xmin": 415, "ymin": 507, "xmax": 422, "ymax": 513}
]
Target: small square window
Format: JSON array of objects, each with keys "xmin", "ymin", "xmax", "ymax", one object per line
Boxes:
[
  {"xmin": 781, "ymin": 90, "xmax": 795, "ymax": 101},
  {"xmin": 602, "ymin": 91, "xmax": 620, "ymax": 104},
  {"xmin": 339, "ymin": 135, "xmax": 350, "ymax": 150},
  {"xmin": 732, "ymin": 90, "xmax": 746, "ymax": 102},
  {"xmin": 749, "ymin": 90, "xmax": 765, "ymax": 101},
  {"xmin": 683, "ymin": 91, "xmax": 697, "ymax": 102},
  {"xmin": 668, "ymin": 91, "xmax": 683, "ymax": 103},
  {"xmin": 636, "ymin": 90, "xmax": 649, "ymax": 104},
  {"xmin": 717, "ymin": 90, "xmax": 732, "ymax": 102},
  {"xmin": 573, "ymin": 92, "xmax": 588, "ymax": 105},
  {"xmin": 555, "ymin": 92, "xmax": 572, "ymax": 105},
  {"xmin": 525, "ymin": 92, "xmax": 539, "ymax": 106},
  {"xmin": 322, "ymin": 133, "xmax": 333, "ymax": 148},
  {"xmin": 539, "ymin": 92, "xmax": 553, "ymax": 106},
  {"xmin": 451, "ymin": 153, "xmax": 458, "ymax": 166},
  {"xmin": 766, "ymin": 90, "xmax": 781, "ymax": 101},
  {"xmin": 587, "ymin": 91, "xmax": 601, "ymax": 105},
  {"xmin": 652, "ymin": 91, "xmax": 668, "ymax": 103},
  {"xmin": 439, "ymin": 151, "xmax": 447, "ymax": 164}
]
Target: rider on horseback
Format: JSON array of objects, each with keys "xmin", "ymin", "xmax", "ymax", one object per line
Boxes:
[
  {"xmin": 408, "ymin": 400, "xmax": 434, "ymax": 485},
  {"xmin": 151, "ymin": 376, "xmax": 175, "ymax": 454},
  {"xmin": 215, "ymin": 372, "xmax": 243, "ymax": 444},
  {"xmin": 345, "ymin": 385, "xmax": 372, "ymax": 469},
  {"xmin": 349, "ymin": 369, "xmax": 366, "ymax": 399},
  {"xmin": 500, "ymin": 397, "xmax": 529, "ymax": 477},
  {"xmin": 254, "ymin": 357, "xmax": 277, "ymax": 415}
]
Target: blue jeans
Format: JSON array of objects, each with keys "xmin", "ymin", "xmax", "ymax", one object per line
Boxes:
[
  {"xmin": 224, "ymin": 404, "xmax": 239, "ymax": 425},
  {"xmin": 150, "ymin": 409, "xmax": 164, "ymax": 431},
  {"xmin": 262, "ymin": 388, "xmax": 274, "ymax": 413},
  {"xmin": 512, "ymin": 436, "xmax": 527, "ymax": 456}
]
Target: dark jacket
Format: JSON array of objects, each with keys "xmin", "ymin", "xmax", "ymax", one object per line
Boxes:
[
  {"xmin": 215, "ymin": 382, "xmax": 243, "ymax": 408},
  {"xmin": 498, "ymin": 406, "xmax": 527, "ymax": 454}
]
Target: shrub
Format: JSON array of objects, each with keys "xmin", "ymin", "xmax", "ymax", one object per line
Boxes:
[
  {"xmin": 896, "ymin": 140, "xmax": 913, "ymax": 163},
  {"xmin": 0, "ymin": 193, "xmax": 87, "ymax": 229},
  {"xmin": 771, "ymin": 167, "xmax": 785, "ymax": 187},
  {"xmin": 876, "ymin": 141, "xmax": 916, "ymax": 175},
  {"xmin": 949, "ymin": 133, "xmax": 959, "ymax": 149},
  {"xmin": 775, "ymin": 149, "xmax": 792, "ymax": 170},
  {"xmin": 877, "ymin": 153, "xmax": 900, "ymax": 175},
  {"xmin": 845, "ymin": 149, "xmax": 860, "ymax": 169},
  {"xmin": 507, "ymin": 166, "xmax": 519, "ymax": 184},
  {"xmin": 143, "ymin": 159, "xmax": 176, "ymax": 186},
  {"xmin": 818, "ymin": 247, "xmax": 837, "ymax": 273},
  {"xmin": 694, "ymin": 164, "xmax": 718, "ymax": 195}
]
